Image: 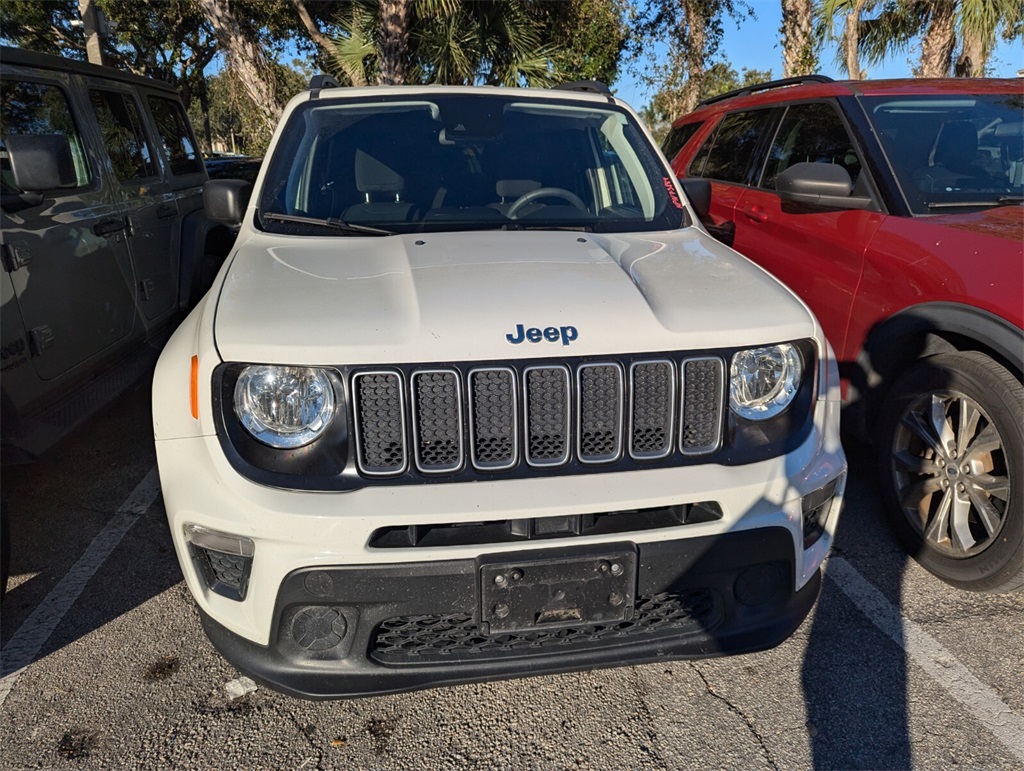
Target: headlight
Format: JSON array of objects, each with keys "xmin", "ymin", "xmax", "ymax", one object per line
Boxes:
[
  {"xmin": 234, "ymin": 365, "xmax": 336, "ymax": 448},
  {"xmin": 730, "ymin": 343, "xmax": 802, "ymax": 420}
]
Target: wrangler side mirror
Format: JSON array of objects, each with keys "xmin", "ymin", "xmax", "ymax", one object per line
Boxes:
[
  {"xmin": 5, "ymin": 134, "xmax": 78, "ymax": 191},
  {"xmin": 204, "ymin": 179, "xmax": 253, "ymax": 227}
]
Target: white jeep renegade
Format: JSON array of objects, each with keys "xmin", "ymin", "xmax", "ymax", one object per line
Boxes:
[{"xmin": 152, "ymin": 79, "xmax": 847, "ymax": 699}]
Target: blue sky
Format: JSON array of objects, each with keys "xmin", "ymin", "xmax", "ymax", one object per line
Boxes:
[{"xmin": 613, "ymin": 0, "xmax": 1024, "ymax": 109}]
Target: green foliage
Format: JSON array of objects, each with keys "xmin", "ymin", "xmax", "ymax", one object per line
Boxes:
[
  {"xmin": 818, "ymin": 0, "xmax": 1023, "ymax": 76},
  {"xmin": 0, "ymin": 0, "xmax": 85, "ymax": 57},
  {"xmin": 542, "ymin": 0, "xmax": 629, "ymax": 85},
  {"xmin": 641, "ymin": 62, "xmax": 772, "ymax": 143},
  {"xmin": 327, "ymin": 0, "xmax": 626, "ymax": 88},
  {"xmin": 186, "ymin": 61, "xmax": 308, "ymax": 156}
]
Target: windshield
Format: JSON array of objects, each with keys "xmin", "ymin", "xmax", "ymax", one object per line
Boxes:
[
  {"xmin": 864, "ymin": 93, "xmax": 1024, "ymax": 214},
  {"xmin": 256, "ymin": 92, "xmax": 687, "ymax": 235}
]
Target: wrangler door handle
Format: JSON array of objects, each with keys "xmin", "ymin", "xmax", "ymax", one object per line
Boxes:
[
  {"xmin": 156, "ymin": 203, "xmax": 177, "ymax": 219},
  {"xmin": 93, "ymin": 217, "xmax": 127, "ymax": 237},
  {"xmin": 740, "ymin": 206, "xmax": 768, "ymax": 223}
]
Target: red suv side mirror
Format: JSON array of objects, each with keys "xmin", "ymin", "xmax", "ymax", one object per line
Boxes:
[{"xmin": 777, "ymin": 162, "xmax": 872, "ymax": 210}]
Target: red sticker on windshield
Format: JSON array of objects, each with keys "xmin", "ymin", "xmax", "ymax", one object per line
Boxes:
[{"xmin": 663, "ymin": 177, "xmax": 683, "ymax": 209}]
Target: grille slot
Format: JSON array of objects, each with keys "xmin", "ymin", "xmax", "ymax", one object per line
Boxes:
[
  {"xmin": 577, "ymin": 364, "xmax": 623, "ymax": 463},
  {"xmin": 629, "ymin": 360, "xmax": 675, "ymax": 459},
  {"xmin": 523, "ymin": 366, "xmax": 570, "ymax": 467},
  {"xmin": 468, "ymin": 368, "xmax": 518, "ymax": 470},
  {"xmin": 411, "ymin": 370, "xmax": 463, "ymax": 473},
  {"xmin": 680, "ymin": 357, "xmax": 724, "ymax": 455},
  {"xmin": 371, "ymin": 590, "xmax": 718, "ymax": 664},
  {"xmin": 353, "ymin": 371, "xmax": 407, "ymax": 475}
]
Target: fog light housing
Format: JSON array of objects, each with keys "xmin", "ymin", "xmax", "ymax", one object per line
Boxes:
[
  {"xmin": 185, "ymin": 525, "xmax": 254, "ymax": 601},
  {"xmin": 802, "ymin": 476, "xmax": 842, "ymax": 549}
]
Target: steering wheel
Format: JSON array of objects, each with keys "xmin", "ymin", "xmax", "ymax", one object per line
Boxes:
[{"xmin": 507, "ymin": 187, "xmax": 587, "ymax": 219}]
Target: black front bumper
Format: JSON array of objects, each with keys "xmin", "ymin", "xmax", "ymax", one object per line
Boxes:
[{"xmin": 199, "ymin": 527, "xmax": 820, "ymax": 699}]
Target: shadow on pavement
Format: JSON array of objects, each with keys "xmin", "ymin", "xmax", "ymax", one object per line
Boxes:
[
  {"xmin": 0, "ymin": 381, "xmax": 183, "ymax": 668},
  {"xmin": 802, "ymin": 438, "xmax": 913, "ymax": 769}
]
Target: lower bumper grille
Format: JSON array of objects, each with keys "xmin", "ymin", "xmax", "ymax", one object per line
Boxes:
[{"xmin": 371, "ymin": 589, "xmax": 719, "ymax": 665}]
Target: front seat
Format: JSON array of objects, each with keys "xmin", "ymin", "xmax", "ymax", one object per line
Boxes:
[
  {"xmin": 914, "ymin": 120, "xmax": 986, "ymax": 192},
  {"xmin": 341, "ymin": 149, "xmax": 419, "ymax": 223}
]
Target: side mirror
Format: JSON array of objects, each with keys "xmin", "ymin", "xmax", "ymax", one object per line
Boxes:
[
  {"xmin": 5, "ymin": 134, "xmax": 78, "ymax": 191},
  {"xmin": 776, "ymin": 162, "xmax": 872, "ymax": 210},
  {"xmin": 204, "ymin": 179, "xmax": 253, "ymax": 227},
  {"xmin": 678, "ymin": 177, "xmax": 711, "ymax": 221}
]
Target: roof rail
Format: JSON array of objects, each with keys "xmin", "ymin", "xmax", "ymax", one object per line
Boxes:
[
  {"xmin": 553, "ymin": 80, "xmax": 612, "ymax": 96},
  {"xmin": 307, "ymin": 74, "xmax": 341, "ymax": 94},
  {"xmin": 697, "ymin": 75, "xmax": 834, "ymax": 108}
]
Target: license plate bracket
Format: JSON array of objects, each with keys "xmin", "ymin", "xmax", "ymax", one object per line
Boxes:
[{"xmin": 479, "ymin": 548, "xmax": 637, "ymax": 634}]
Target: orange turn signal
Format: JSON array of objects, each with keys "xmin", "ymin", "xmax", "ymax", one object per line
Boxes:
[{"xmin": 190, "ymin": 355, "xmax": 199, "ymax": 420}]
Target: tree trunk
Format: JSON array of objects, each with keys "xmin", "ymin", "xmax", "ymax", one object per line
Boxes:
[
  {"xmin": 378, "ymin": 0, "xmax": 411, "ymax": 85},
  {"xmin": 198, "ymin": 83, "xmax": 213, "ymax": 153},
  {"xmin": 919, "ymin": 0, "xmax": 957, "ymax": 77},
  {"xmin": 679, "ymin": 0, "xmax": 707, "ymax": 114},
  {"xmin": 781, "ymin": 0, "xmax": 815, "ymax": 77},
  {"xmin": 197, "ymin": 0, "xmax": 282, "ymax": 130},
  {"xmin": 954, "ymin": 28, "xmax": 987, "ymax": 77},
  {"xmin": 291, "ymin": 0, "xmax": 334, "ymax": 60},
  {"xmin": 844, "ymin": 0, "xmax": 868, "ymax": 80}
]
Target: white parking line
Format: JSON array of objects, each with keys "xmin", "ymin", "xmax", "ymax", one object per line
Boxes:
[
  {"xmin": 826, "ymin": 556, "xmax": 1024, "ymax": 763},
  {"xmin": 0, "ymin": 467, "xmax": 161, "ymax": 709}
]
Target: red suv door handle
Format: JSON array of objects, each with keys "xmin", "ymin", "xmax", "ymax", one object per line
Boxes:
[{"xmin": 740, "ymin": 205, "xmax": 768, "ymax": 223}]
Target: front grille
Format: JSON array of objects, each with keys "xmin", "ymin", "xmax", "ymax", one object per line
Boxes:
[
  {"xmin": 371, "ymin": 589, "xmax": 719, "ymax": 664},
  {"xmin": 350, "ymin": 354, "xmax": 726, "ymax": 478}
]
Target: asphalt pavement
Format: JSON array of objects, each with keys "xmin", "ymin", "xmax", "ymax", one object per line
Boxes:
[{"xmin": 1, "ymin": 379, "xmax": 1022, "ymax": 769}]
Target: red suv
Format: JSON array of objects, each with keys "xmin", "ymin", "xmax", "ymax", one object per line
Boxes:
[{"xmin": 665, "ymin": 76, "xmax": 1023, "ymax": 593}]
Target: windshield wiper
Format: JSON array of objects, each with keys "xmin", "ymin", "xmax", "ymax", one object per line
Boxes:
[
  {"xmin": 499, "ymin": 223, "xmax": 593, "ymax": 232},
  {"xmin": 260, "ymin": 211, "xmax": 394, "ymax": 235},
  {"xmin": 924, "ymin": 197, "xmax": 1023, "ymax": 209}
]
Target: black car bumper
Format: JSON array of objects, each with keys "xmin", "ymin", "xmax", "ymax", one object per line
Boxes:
[{"xmin": 198, "ymin": 527, "xmax": 820, "ymax": 699}]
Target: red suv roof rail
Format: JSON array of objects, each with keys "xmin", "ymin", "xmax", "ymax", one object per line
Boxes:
[{"xmin": 697, "ymin": 75, "xmax": 835, "ymax": 108}]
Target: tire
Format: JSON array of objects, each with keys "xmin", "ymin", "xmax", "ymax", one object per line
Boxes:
[{"xmin": 876, "ymin": 351, "xmax": 1023, "ymax": 593}]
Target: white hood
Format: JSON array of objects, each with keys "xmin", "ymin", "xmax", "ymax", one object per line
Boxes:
[{"xmin": 213, "ymin": 228, "xmax": 814, "ymax": 365}]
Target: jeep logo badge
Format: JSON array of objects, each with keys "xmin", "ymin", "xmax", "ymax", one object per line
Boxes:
[{"xmin": 506, "ymin": 323, "xmax": 578, "ymax": 346}]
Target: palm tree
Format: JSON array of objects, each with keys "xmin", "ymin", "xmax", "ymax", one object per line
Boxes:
[
  {"xmin": 329, "ymin": 0, "xmax": 562, "ymax": 87},
  {"xmin": 782, "ymin": 0, "xmax": 817, "ymax": 76},
  {"xmin": 817, "ymin": 0, "xmax": 878, "ymax": 79},
  {"xmin": 855, "ymin": 0, "xmax": 1022, "ymax": 78}
]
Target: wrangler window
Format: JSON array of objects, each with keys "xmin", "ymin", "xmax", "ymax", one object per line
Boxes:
[
  {"xmin": 1, "ymin": 80, "xmax": 90, "ymax": 195},
  {"xmin": 147, "ymin": 96, "xmax": 203, "ymax": 176},
  {"xmin": 90, "ymin": 90, "xmax": 157, "ymax": 181}
]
